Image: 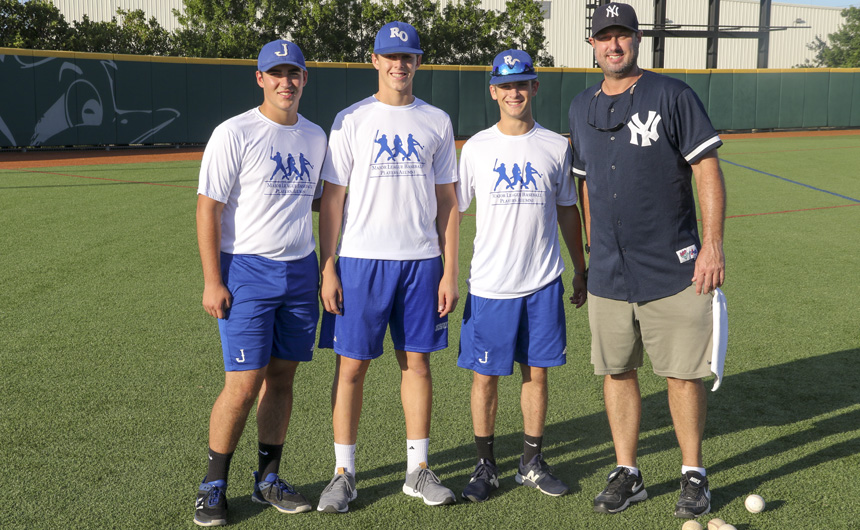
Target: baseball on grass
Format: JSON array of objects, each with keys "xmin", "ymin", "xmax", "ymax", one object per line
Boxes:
[
  {"xmin": 745, "ymin": 493, "xmax": 766, "ymax": 513},
  {"xmin": 721, "ymin": 525, "xmax": 738, "ymax": 530},
  {"xmin": 682, "ymin": 521, "xmax": 703, "ymax": 530},
  {"xmin": 707, "ymin": 518, "xmax": 726, "ymax": 530}
]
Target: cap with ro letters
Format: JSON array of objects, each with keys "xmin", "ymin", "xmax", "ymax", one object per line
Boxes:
[
  {"xmin": 257, "ymin": 40, "xmax": 307, "ymax": 73},
  {"xmin": 374, "ymin": 21, "xmax": 423, "ymax": 55},
  {"xmin": 489, "ymin": 49, "xmax": 537, "ymax": 85},
  {"xmin": 591, "ymin": 2, "xmax": 639, "ymax": 37}
]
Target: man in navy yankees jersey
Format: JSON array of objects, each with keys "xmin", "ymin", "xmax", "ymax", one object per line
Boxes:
[{"xmin": 568, "ymin": 2, "xmax": 727, "ymax": 519}]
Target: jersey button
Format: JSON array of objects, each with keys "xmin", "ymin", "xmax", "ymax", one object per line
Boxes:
[
  {"xmin": 617, "ymin": 220, "xmax": 622, "ymax": 227},
  {"xmin": 610, "ymin": 107, "xmax": 616, "ymax": 113},
  {"xmin": 611, "ymin": 165, "xmax": 616, "ymax": 170},
  {"xmin": 610, "ymin": 136, "xmax": 615, "ymax": 141},
  {"xmin": 613, "ymin": 193, "xmax": 617, "ymax": 199}
]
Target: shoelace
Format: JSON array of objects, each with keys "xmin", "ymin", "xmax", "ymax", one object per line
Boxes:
[
  {"xmin": 680, "ymin": 477, "xmax": 704, "ymax": 500},
  {"xmin": 206, "ymin": 485, "xmax": 222, "ymax": 506},
  {"xmin": 604, "ymin": 470, "xmax": 632, "ymax": 494},
  {"xmin": 472, "ymin": 462, "xmax": 497, "ymax": 482},
  {"xmin": 414, "ymin": 468, "xmax": 441, "ymax": 490},
  {"xmin": 323, "ymin": 473, "xmax": 353, "ymax": 494},
  {"xmin": 264, "ymin": 477, "xmax": 297, "ymax": 500}
]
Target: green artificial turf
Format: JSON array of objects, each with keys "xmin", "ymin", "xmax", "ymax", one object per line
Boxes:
[{"xmin": 1, "ymin": 135, "xmax": 858, "ymax": 529}]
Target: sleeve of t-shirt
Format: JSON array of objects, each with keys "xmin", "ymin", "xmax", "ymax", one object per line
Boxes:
[
  {"xmin": 197, "ymin": 123, "xmax": 242, "ymax": 203},
  {"xmin": 433, "ymin": 116, "xmax": 458, "ymax": 185},
  {"xmin": 320, "ymin": 113, "xmax": 353, "ymax": 187},
  {"xmin": 555, "ymin": 143, "xmax": 578, "ymax": 206},
  {"xmin": 568, "ymin": 98, "xmax": 587, "ymax": 180},
  {"xmin": 671, "ymin": 87, "xmax": 723, "ymax": 164},
  {"xmin": 455, "ymin": 143, "xmax": 475, "ymax": 213}
]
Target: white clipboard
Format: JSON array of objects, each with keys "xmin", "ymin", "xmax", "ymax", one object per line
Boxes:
[{"xmin": 710, "ymin": 288, "xmax": 727, "ymax": 391}]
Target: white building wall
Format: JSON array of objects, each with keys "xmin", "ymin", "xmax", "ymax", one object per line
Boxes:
[{"xmin": 49, "ymin": 0, "xmax": 845, "ymax": 68}]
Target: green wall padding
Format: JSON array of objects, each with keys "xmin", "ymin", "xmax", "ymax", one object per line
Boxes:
[
  {"xmin": 1, "ymin": 48, "xmax": 857, "ymax": 147},
  {"xmin": 150, "ymin": 61, "xmax": 188, "ymax": 144},
  {"xmin": 802, "ymin": 71, "xmax": 830, "ymax": 128},
  {"xmin": 731, "ymin": 73, "xmax": 757, "ymax": 130},
  {"xmin": 186, "ymin": 63, "xmax": 222, "ymax": 143},
  {"xmin": 0, "ymin": 52, "xmax": 37, "ymax": 147},
  {"xmin": 827, "ymin": 72, "xmax": 854, "ymax": 127},
  {"xmin": 458, "ymin": 68, "xmax": 490, "ymax": 136},
  {"xmin": 708, "ymin": 72, "xmax": 733, "ymax": 131},
  {"xmin": 779, "ymin": 73, "xmax": 805, "ymax": 129},
  {"xmin": 756, "ymin": 72, "xmax": 782, "ymax": 130}
]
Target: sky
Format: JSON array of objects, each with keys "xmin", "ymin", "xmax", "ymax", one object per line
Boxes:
[{"xmin": 778, "ymin": 0, "xmax": 857, "ymax": 7}]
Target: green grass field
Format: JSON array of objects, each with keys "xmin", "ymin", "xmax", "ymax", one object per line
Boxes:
[{"xmin": 1, "ymin": 134, "xmax": 858, "ymax": 529}]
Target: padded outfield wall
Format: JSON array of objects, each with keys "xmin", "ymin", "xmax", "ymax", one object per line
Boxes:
[{"xmin": 1, "ymin": 48, "xmax": 859, "ymax": 148}]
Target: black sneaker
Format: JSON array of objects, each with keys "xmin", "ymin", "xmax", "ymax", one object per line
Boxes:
[
  {"xmin": 251, "ymin": 471, "xmax": 312, "ymax": 514},
  {"xmin": 461, "ymin": 459, "xmax": 499, "ymax": 502},
  {"xmin": 674, "ymin": 471, "xmax": 710, "ymax": 518},
  {"xmin": 593, "ymin": 467, "xmax": 647, "ymax": 514},
  {"xmin": 194, "ymin": 478, "xmax": 227, "ymax": 527}
]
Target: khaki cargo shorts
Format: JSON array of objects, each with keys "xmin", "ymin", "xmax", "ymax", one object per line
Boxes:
[{"xmin": 588, "ymin": 284, "xmax": 713, "ymax": 379}]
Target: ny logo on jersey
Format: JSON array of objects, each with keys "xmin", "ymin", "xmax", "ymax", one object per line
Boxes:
[
  {"xmin": 627, "ymin": 111, "xmax": 661, "ymax": 147},
  {"xmin": 274, "ymin": 43, "xmax": 290, "ymax": 57},
  {"xmin": 606, "ymin": 5, "xmax": 620, "ymax": 17},
  {"xmin": 504, "ymin": 55, "xmax": 520, "ymax": 67},
  {"xmin": 390, "ymin": 27, "xmax": 409, "ymax": 42}
]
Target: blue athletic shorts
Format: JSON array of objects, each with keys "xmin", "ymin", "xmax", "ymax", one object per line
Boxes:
[
  {"xmin": 318, "ymin": 257, "xmax": 448, "ymax": 359},
  {"xmin": 218, "ymin": 252, "xmax": 319, "ymax": 372},
  {"xmin": 458, "ymin": 277, "xmax": 566, "ymax": 376}
]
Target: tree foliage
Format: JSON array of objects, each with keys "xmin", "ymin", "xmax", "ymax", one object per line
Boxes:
[
  {"xmin": 1, "ymin": 0, "xmax": 554, "ymax": 66},
  {"xmin": 801, "ymin": 7, "xmax": 860, "ymax": 68}
]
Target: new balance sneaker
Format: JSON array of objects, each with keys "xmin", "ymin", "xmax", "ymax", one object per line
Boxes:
[
  {"xmin": 515, "ymin": 454, "xmax": 569, "ymax": 496},
  {"xmin": 593, "ymin": 467, "xmax": 648, "ymax": 514},
  {"xmin": 251, "ymin": 471, "xmax": 312, "ymax": 514},
  {"xmin": 403, "ymin": 462, "xmax": 456, "ymax": 505},
  {"xmin": 461, "ymin": 459, "xmax": 500, "ymax": 502},
  {"xmin": 194, "ymin": 478, "xmax": 227, "ymax": 527},
  {"xmin": 317, "ymin": 468, "xmax": 357, "ymax": 513},
  {"xmin": 674, "ymin": 471, "xmax": 711, "ymax": 518}
]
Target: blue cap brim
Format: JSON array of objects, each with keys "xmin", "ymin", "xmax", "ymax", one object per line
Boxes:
[
  {"xmin": 490, "ymin": 73, "xmax": 537, "ymax": 85},
  {"xmin": 373, "ymin": 46, "xmax": 423, "ymax": 55}
]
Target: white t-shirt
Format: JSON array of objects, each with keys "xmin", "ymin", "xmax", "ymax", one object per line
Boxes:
[
  {"xmin": 457, "ymin": 123, "xmax": 576, "ymax": 299},
  {"xmin": 320, "ymin": 96, "xmax": 458, "ymax": 260},
  {"xmin": 198, "ymin": 108, "xmax": 327, "ymax": 261}
]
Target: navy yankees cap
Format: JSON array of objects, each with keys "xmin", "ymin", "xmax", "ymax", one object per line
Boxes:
[
  {"xmin": 591, "ymin": 2, "xmax": 639, "ymax": 37},
  {"xmin": 257, "ymin": 40, "xmax": 307, "ymax": 73},
  {"xmin": 490, "ymin": 49, "xmax": 537, "ymax": 85},
  {"xmin": 374, "ymin": 21, "xmax": 423, "ymax": 55}
]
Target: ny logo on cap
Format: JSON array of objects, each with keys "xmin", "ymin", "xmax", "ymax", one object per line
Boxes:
[
  {"xmin": 389, "ymin": 27, "xmax": 409, "ymax": 41},
  {"xmin": 504, "ymin": 55, "xmax": 520, "ymax": 67},
  {"xmin": 606, "ymin": 5, "xmax": 619, "ymax": 17},
  {"xmin": 275, "ymin": 43, "xmax": 290, "ymax": 57}
]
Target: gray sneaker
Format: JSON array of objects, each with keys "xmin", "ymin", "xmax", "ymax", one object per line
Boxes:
[
  {"xmin": 251, "ymin": 471, "xmax": 311, "ymax": 514},
  {"xmin": 317, "ymin": 468, "xmax": 357, "ymax": 513},
  {"xmin": 402, "ymin": 462, "xmax": 456, "ymax": 506}
]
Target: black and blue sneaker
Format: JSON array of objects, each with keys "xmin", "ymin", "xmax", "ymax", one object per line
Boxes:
[
  {"xmin": 515, "ymin": 454, "xmax": 569, "ymax": 496},
  {"xmin": 251, "ymin": 471, "xmax": 312, "ymax": 514},
  {"xmin": 461, "ymin": 459, "xmax": 500, "ymax": 502},
  {"xmin": 674, "ymin": 471, "xmax": 710, "ymax": 518},
  {"xmin": 194, "ymin": 478, "xmax": 227, "ymax": 527},
  {"xmin": 593, "ymin": 467, "xmax": 647, "ymax": 514}
]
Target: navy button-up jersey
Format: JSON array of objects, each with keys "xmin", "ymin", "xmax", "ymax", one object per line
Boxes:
[{"xmin": 569, "ymin": 70, "xmax": 722, "ymax": 303}]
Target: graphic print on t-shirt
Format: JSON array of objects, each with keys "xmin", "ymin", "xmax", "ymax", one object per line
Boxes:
[
  {"xmin": 370, "ymin": 130, "xmax": 426, "ymax": 178},
  {"xmin": 265, "ymin": 145, "xmax": 317, "ymax": 196},
  {"xmin": 490, "ymin": 158, "xmax": 546, "ymax": 205}
]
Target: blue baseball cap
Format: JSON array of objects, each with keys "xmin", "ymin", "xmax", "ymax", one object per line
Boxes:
[
  {"xmin": 374, "ymin": 21, "xmax": 423, "ymax": 55},
  {"xmin": 489, "ymin": 49, "xmax": 537, "ymax": 85},
  {"xmin": 257, "ymin": 40, "xmax": 307, "ymax": 72}
]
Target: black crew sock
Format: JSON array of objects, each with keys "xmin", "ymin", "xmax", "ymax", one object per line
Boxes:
[
  {"xmin": 207, "ymin": 448, "xmax": 234, "ymax": 483},
  {"xmin": 523, "ymin": 434, "xmax": 543, "ymax": 463},
  {"xmin": 475, "ymin": 435, "xmax": 496, "ymax": 464},
  {"xmin": 258, "ymin": 442, "xmax": 283, "ymax": 479}
]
